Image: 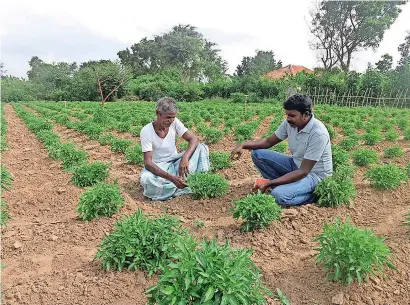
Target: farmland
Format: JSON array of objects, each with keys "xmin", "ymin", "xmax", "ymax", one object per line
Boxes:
[{"xmin": 1, "ymin": 100, "xmax": 410, "ymax": 305}]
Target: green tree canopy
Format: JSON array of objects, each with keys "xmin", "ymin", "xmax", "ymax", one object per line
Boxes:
[
  {"xmin": 117, "ymin": 24, "xmax": 228, "ymax": 82},
  {"xmin": 235, "ymin": 50, "xmax": 282, "ymax": 77}
]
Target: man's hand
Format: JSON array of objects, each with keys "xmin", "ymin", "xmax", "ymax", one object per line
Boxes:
[
  {"xmin": 178, "ymin": 157, "xmax": 190, "ymax": 179},
  {"xmin": 252, "ymin": 181, "xmax": 270, "ymax": 194},
  {"xmin": 171, "ymin": 176, "xmax": 188, "ymax": 189},
  {"xmin": 229, "ymin": 144, "xmax": 243, "ymax": 161}
]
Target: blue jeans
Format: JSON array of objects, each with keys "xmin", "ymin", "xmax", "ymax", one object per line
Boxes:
[{"xmin": 251, "ymin": 149, "xmax": 321, "ymax": 207}]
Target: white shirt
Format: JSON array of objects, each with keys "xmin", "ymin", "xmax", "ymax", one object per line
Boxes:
[
  {"xmin": 140, "ymin": 118, "xmax": 188, "ymax": 164},
  {"xmin": 274, "ymin": 114, "xmax": 333, "ymax": 180}
]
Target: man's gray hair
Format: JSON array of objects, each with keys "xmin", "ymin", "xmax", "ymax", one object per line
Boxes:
[{"xmin": 156, "ymin": 97, "xmax": 179, "ymax": 114}]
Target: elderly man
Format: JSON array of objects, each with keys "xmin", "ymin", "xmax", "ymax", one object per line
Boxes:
[
  {"xmin": 230, "ymin": 94, "xmax": 332, "ymax": 206},
  {"xmin": 140, "ymin": 97, "xmax": 210, "ymax": 200}
]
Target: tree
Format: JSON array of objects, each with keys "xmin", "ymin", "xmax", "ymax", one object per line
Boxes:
[
  {"xmin": 376, "ymin": 54, "xmax": 393, "ymax": 72},
  {"xmin": 235, "ymin": 50, "xmax": 282, "ymax": 77},
  {"xmin": 309, "ymin": 1, "xmax": 404, "ymax": 71},
  {"xmin": 118, "ymin": 24, "xmax": 227, "ymax": 82},
  {"xmin": 397, "ymin": 31, "xmax": 410, "ymax": 70}
]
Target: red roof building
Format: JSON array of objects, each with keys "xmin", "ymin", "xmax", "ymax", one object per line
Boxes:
[{"xmin": 264, "ymin": 64, "xmax": 314, "ymax": 80}]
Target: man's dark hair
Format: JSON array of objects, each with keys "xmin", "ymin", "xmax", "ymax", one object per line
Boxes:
[{"xmin": 283, "ymin": 94, "xmax": 312, "ymax": 115}]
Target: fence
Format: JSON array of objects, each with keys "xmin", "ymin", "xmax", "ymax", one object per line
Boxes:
[{"xmin": 300, "ymin": 88, "xmax": 410, "ymax": 108}]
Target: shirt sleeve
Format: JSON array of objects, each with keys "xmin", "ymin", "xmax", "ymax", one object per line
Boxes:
[
  {"xmin": 140, "ymin": 128, "xmax": 153, "ymax": 153},
  {"xmin": 304, "ymin": 133, "xmax": 329, "ymax": 161},
  {"xmin": 274, "ymin": 120, "xmax": 289, "ymax": 140},
  {"xmin": 174, "ymin": 118, "xmax": 188, "ymax": 137}
]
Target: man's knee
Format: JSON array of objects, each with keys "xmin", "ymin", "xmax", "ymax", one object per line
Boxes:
[
  {"xmin": 140, "ymin": 170, "xmax": 154, "ymax": 185},
  {"xmin": 251, "ymin": 149, "xmax": 262, "ymax": 161},
  {"xmin": 271, "ymin": 187, "xmax": 287, "ymax": 204}
]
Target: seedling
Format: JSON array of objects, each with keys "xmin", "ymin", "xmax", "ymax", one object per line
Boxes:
[
  {"xmin": 76, "ymin": 181, "xmax": 124, "ymax": 221},
  {"xmin": 362, "ymin": 132, "xmax": 382, "ymax": 146},
  {"xmin": 0, "ymin": 200, "xmax": 11, "ymax": 226},
  {"xmin": 187, "ymin": 172, "xmax": 229, "ymax": 199},
  {"xmin": 125, "ymin": 144, "xmax": 144, "ymax": 165},
  {"xmin": 193, "ymin": 219, "xmax": 205, "ymax": 228},
  {"xmin": 231, "ymin": 191, "xmax": 282, "ymax": 232},
  {"xmin": 314, "ymin": 217, "xmax": 395, "ymax": 285},
  {"xmin": 1, "ymin": 166, "xmax": 13, "ymax": 191},
  {"xmin": 385, "ymin": 130, "xmax": 400, "ymax": 141}
]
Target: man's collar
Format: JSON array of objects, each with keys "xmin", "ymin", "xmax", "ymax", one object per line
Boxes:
[{"xmin": 299, "ymin": 114, "xmax": 315, "ymax": 133}]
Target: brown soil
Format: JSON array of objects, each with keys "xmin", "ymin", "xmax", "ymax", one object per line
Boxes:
[{"xmin": 2, "ymin": 104, "xmax": 410, "ymax": 305}]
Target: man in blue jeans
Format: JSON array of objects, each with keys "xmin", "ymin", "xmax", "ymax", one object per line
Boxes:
[{"xmin": 229, "ymin": 94, "xmax": 333, "ymax": 206}]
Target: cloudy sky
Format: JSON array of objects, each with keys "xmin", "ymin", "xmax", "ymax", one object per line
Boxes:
[{"xmin": 1, "ymin": 0, "xmax": 409, "ymax": 78}]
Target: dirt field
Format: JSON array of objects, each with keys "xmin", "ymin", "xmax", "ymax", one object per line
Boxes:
[{"xmin": 2, "ymin": 103, "xmax": 410, "ymax": 305}]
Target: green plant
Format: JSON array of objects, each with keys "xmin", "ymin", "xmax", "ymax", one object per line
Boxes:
[
  {"xmin": 95, "ymin": 210, "xmax": 189, "ymax": 275},
  {"xmin": 385, "ymin": 129, "xmax": 399, "ymax": 141},
  {"xmin": 384, "ymin": 146, "xmax": 404, "ymax": 158},
  {"xmin": 404, "ymin": 128, "xmax": 410, "ymax": 140},
  {"xmin": 326, "ymin": 124, "xmax": 337, "ymax": 140},
  {"xmin": 1, "ymin": 166, "xmax": 13, "ymax": 191},
  {"xmin": 125, "ymin": 144, "xmax": 144, "ymax": 165},
  {"xmin": 110, "ymin": 138, "xmax": 133, "ymax": 153},
  {"xmin": 270, "ymin": 141, "xmax": 288, "ymax": 153},
  {"xmin": 98, "ymin": 133, "xmax": 115, "ymax": 146},
  {"xmin": 178, "ymin": 142, "xmax": 188, "ymax": 151},
  {"xmin": 76, "ymin": 181, "xmax": 124, "ymax": 221},
  {"xmin": 314, "ymin": 217, "xmax": 395, "ymax": 285},
  {"xmin": 407, "ymin": 162, "xmax": 410, "ymax": 177},
  {"xmin": 117, "ymin": 122, "xmax": 131, "ymax": 132},
  {"xmin": 339, "ymin": 136, "xmax": 359, "ymax": 151},
  {"xmin": 146, "ymin": 237, "xmax": 272, "ymax": 304},
  {"xmin": 274, "ymin": 288, "xmax": 291, "ymax": 305},
  {"xmin": 362, "ymin": 132, "xmax": 382, "ymax": 146},
  {"xmin": 352, "ymin": 149, "xmax": 378, "ymax": 166},
  {"xmin": 130, "ymin": 125, "xmax": 142, "ymax": 137},
  {"xmin": 404, "ymin": 210, "xmax": 410, "ymax": 228},
  {"xmin": 71, "ymin": 162, "xmax": 110, "ymax": 187},
  {"xmin": 331, "ymin": 145, "xmax": 350, "ymax": 170},
  {"xmin": 231, "ymin": 191, "xmax": 282, "ymax": 232},
  {"xmin": 202, "ymin": 127, "xmax": 223, "ymax": 144},
  {"xmin": 210, "ymin": 152, "xmax": 232, "ymax": 171},
  {"xmin": 0, "ymin": 200, "xmax": 11, "ymax": 227},
  {"xmin": 314, "ymin": 176, "xmax": 355, "ymax": 208},
  {"xmin": 365, "ymin": 164, "xmax": 408, "ymax": 190},
  {"xmin": 187, "ymin": 172, "xmax": 229, "ymax": 199},
  {"xmin": 193, "ymin": 219, "xmax": 205, "ymax": 228}
]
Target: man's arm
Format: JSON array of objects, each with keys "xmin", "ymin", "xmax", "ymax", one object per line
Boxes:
[
  {"xmin": 230, "ymin": 134, "xmax": 282, "ymax": 160},
  {"xmin": 143, "ymin": 151, "xmax": 187, "ymax": 188},
  {"xmin": 242, "ymin": 134, "xmax": 282, "ymax": 150},
  {"xmin": 178, "ymin": 130, "xmax": 198, "ymax": 178}
]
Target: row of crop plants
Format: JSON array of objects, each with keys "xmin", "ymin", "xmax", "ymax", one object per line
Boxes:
[
  {"xmin": 27, "ymin": 101, "xmax": 281, "ymax": 144},
  {"xmin": 1, "ymin": 104, "xmax": 12, "ymax": 227}
]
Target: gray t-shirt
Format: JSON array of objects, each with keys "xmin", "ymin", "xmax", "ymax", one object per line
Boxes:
[{"xmin": 274, "ymin": 114, "xmax": 333, "ymax": 180}]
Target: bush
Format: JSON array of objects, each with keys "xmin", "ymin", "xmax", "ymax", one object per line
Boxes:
[
  {"xmin": 146, "ymin": 237, "xmax": 272, "ymax": 304},
  {"xmin": 365, "ymin": 164, "xmax": 408, "ymax": 190},
  {"xmin": 125, "ymin": 144, "xmax": 144, "ymax": 165},
  {"xmin": 339, "ymin": 136, "xmax": 359, "ymax": 151},
  {"xmin": 187, "ymin": 172, "xmax": 229, "ymax": 199},
  {"xmin": 314, "ymin": 176, "xmax": 355, "ymax": 208},
  {"xmin": 98, "ymin": 133, "xmax": 115, "ymax": 146},
  {"xmin": 95, "ymin": 210, "xmax": 189, "ymax": 275},
  {"xmin": 71, "ymin": 162, "xmax": 110, "ymax": 187},
  {"xmin": 352, "ymin": 149, "xmax": 378, "ymax": 166},
  {"xmin": 210, "ymin": 152, "xmax": 232, "ymax": 171},
  {"xmin": 110, "ymin": 138, "xmax": 133, "ymax": 153},
  {"xmin": 404, "ymin": 128, "xmax": 410, "ymax": 140},
  {"xmin": 384, "ymin": 146, "xmax": 404, "ymax": 158},
  {"xmin": 231, "ymin": 191, "xmax": 282, "ymax": 232},
  {"xmin": 362, "ymin": 132, "xmax": 382, "ymax": 146},
  {"xmin": 49, "ymin": 143, "xmax": 88, "ymax": 171},
  {"xmin": 201, "ymin": 127, "xmax": 223, "ymax": 144},
  {"xmin": 385, "ymin": 129, "xmax": 399, "ymax": 141},
  {"xmin": 331, "ymin": 145, "xmax": 350, "ymax": 170},
  {"xmin": 76, "ymin": 181, "xmax": 124, "ymax": 221},
  {"xmin": 231, "ymin": 92, "xmax": 246, "ymax": 103},
  {"xmin": 314, "ymin": 217, "xmax": 395, "ymax": 285}
]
